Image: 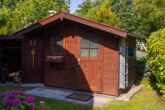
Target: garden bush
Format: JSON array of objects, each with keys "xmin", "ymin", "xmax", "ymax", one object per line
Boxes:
[
  {"xmin": 0, "ymin": 91, "xmax": 34, "ymax": 110},
  {"xmin": 147, "ymin": 28, "xmax": 165, "ymax": 100}
]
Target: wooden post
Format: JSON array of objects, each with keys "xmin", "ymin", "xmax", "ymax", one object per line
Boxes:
[{"xmin": 119, "ymin": 38, "xmax": 126, "ymax": 89}]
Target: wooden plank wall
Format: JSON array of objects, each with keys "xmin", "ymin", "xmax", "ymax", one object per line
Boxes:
[
  {"xmin": 102, "ymin": 36, "xmax": 119, "ymax": 96},
  {"xmin": 128, "ymin": 37, "xmax": 136, "ymax": 87},
  {"xmin": 23, "ymin": 20, "xmax": 121, "ymax": 96}
]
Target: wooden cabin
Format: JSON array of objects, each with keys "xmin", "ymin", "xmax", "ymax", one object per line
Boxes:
[{"xmin": 0, "ymin": 12, "xmax": 144, "ymax": 96}]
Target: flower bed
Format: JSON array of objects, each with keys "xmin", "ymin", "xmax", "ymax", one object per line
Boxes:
[{"xmin": 0, "ymin": 91, "xmax": 34, "ymax": 110}]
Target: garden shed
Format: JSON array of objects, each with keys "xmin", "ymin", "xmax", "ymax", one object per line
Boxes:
[{"xmin": 0, "ymin": 12, "xmax": 144, "ymax": 96}]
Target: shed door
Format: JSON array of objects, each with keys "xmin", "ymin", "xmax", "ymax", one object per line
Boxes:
[
  {"xmin": 24, "ymin": 39, "xmax": 44, "ymax": 83},
  {"xmin": 76, "ymin": 37, "xmax": 102, "ymax": 92}
]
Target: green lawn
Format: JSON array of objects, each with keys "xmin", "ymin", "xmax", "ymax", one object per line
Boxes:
[{"xmin": 0, "ymin": 80, "xmax": 165, "ymax": 110}]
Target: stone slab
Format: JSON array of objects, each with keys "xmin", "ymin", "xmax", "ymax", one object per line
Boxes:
[
  {"xmin": 25, "ymin": 87, "xmax": 115, "ymax": 107},
  {"xmin": 0, "ymin": 82, "xmax": 44, "ymax": 88},
  {"xmin": 116, "ymin": 84, "xmax": 145, "ymax": 102},
  {"xmin": 21, "ymin": 83, "xmax": 44, "ymax": 87}
]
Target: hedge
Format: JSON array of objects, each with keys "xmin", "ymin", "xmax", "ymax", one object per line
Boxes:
[{"xmin": 147, "ymin": 28, "xmax": 165, "ymax": 100}]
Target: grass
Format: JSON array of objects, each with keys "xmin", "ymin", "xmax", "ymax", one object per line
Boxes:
[{"xmin": 0, "ymin": 80, "xmax": 165, "ymax": 110}]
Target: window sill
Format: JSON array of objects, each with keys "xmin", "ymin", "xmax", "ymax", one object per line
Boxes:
[{"xmin": 46, "ymin": 56, "xmax": 64, "ymax": 63}]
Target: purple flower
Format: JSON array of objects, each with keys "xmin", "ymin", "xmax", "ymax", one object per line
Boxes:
[
  {"xmin": 28, "ymin": 104, "xmax": 35, "ymax": 110},
  {"xmin": 0, "ymin": 91, "xmax": 10, "ymax": 98},
  {"xmin": 25, "ymin": 96, "xmax": 34, "ymax": 103},
  {"xmin": 17, "ymin": 91, "xmax": 25, "ymax": 96},
  {"xmin": 7, "ymin": 94, "xmax": 13, "ymax": 99},
  {"xmin": 13, "ymin": 99, "xmax": 21, "ymax": 107},
  {"xmin": 4, "ymin": 99, "xmax": 13, "ymax": 107},
  {"xmin": 11, "ymin": 91, "xmax": 17, "ymax": 96},
  {"xmin": 0, "ymin": 94, "xmax": 5, "ymax": 98}
]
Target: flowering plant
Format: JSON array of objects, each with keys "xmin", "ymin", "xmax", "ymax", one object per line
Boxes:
[{"xmin": 0, "ymin": 91, "xmax": 34, "ymax": 110}]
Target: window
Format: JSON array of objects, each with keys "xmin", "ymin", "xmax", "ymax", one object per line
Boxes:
[
  {"xmin": 81, "ymin": 39, "xmax": 98, "ymax": 56},
  {"xmin": 128, "ymin": 48, "xmax": 136, "ymax": 57},
  {"xmin": 52, "ymin": 37, "xmax": 64, "ymax": 55}
]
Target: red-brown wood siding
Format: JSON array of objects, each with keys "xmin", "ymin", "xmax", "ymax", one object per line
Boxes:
[
  {"xmin": 128, "ymin": 37, "xmax": 136, "ymax": 87},
  {"xmin": 23, "ymin": 34, "xmax": 44, "ymax": 83},
  {"xmin": 102, "ymin": 37, "xmax": 119, "ymax": 96},
  {"xmin": 76, "ymin": 35, "xmax": 102, "ymax": 92},
  {"xmin": 44, "ymin": 24, "xmax": 77, "ymax": 89},
  {"xmin": 23, "ymin": 20, "xmax": 120, "ymax": 96}
]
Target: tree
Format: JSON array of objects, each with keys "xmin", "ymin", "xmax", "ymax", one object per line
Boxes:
[
  {"xmin": 113, "ymin": 0, "xmax": 137, "ymax": 33},
  {"xmin": 56, "ymin": 0, "xmax": 70, "ymax": 12},
  {"xmin": 76, "ymin": 0, "xmax": 165, "ymax": 36},
  {"xmin": 0, "ymin": 8, "xmax": 12, "ymax": 35},
  {"xmin": 75, "ymin": 0, "xmax": 92, "ymax": 17},
  {"xmin": 133, "ymin": 0, "xmax": 165, "ymax": 36},
  {"xmin": 0, "ymin": 0, "xmax": 70, "ymax": 35},
  {"xmin": 0, "ymin": 0, "xmax": 25, "ymax": 10},
  {"xmin": 76, "ymin": 0, "xmax": 119, "ymax": 27},
  {"xmin": 91, "ymin": 1, "xmax": 120, "ymax": 27}
]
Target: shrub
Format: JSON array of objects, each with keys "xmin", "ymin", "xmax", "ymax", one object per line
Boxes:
[
  {"xmin": 136, "ymin": 57, "xmax": 151, "ymax": 79},
  {"xmin": 0, "ymin": 91, "xmax": 34, "ymax": 110},
  {"xmin": 147, "ymin": 28, "xmax": 165, "ymax": 100}
]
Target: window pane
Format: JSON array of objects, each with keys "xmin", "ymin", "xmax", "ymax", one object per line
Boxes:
[
  {"xmin": 57, "ymin": 38, "xmax": 63, "ymax": 46},
  {"xmin": 58, "ymin": 47, "xmax": 64, "ymax": 54},
  {"xmin": 128, "ymin": 48, "xmax": 136, "ymax": 57},
  {"xmin": 53, "ymin": 48, "xmax": 58, "ymax": 55},
  {"xmin": 52, "ymin": 37, "xmax": 64, "ymax": 55},
  {"xmin": 52, "ymin": 39, "xmax": 58, "ymax": 55},
  {"xmin": 90, "ymin": 48, "xmax": 98, "ymax": 56},
  {"xmin": 90, "ymin": 39, "xmax": 98, "ymax": 47},
  {"xmin": 81, "ymin": 48, "xmax": 88, "ymax": 56},
  {"xmin": 81, "ymin": 39, "xmax": 88, "ymax": 47}
]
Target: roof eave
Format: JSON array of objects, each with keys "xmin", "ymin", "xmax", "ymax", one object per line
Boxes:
[
  {"xmin": 128, "ymin": 33, "xmax": 146, "ymax": 39},
  {"xmin": 62, "ymin": 12, "xmax": 128, "ymax": 38}
]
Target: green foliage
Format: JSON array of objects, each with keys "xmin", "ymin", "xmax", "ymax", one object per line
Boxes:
[
  {"xmin": 76, "ymin": 0, "xmax": 120, "ymax": 27},
  {"xmin": 113, "ymin": 0, "xmax": 138, "ymax": 33},
  {"xmin": 0, "ymin": 8, "xmax": 12, "ymax": 35},
  {"xmin": 133, "ymin": 0, "xmax": 165, "ymax": 36},
  {"xmin": 76, "ymin": 0, "xmax": 92, "ymax": 17},
  {"xmin": 0, "ymin": 91, "xmax": 34, "ymax": 110},
  {"xmin": 0, "ymin": 0, "xmax": 70, "ymax": 35},
  {"xmin": 76, "ymin": 0, "xmax": 105, "ymax": 17},
  {"xmin": 0, "ymin": 0, "xmax": 25, "ymax": 10},
  {"xmin": 115, "ymin": 0, "xmax": 165, "ymax": 36},
  {"xmin": 76, "ymin": 0, "xmax": 165, "ymax": 36},
  {"xmin": 94, "ymin": 2, "xmax": 120, "ymax": 27},
  {"xmin": 147, "ymin": 28, "xmax": 165, "ymax": 100}
]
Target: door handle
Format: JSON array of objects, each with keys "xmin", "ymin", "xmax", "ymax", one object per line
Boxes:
[{"xmin": 77, "ymin": 58, "xmax": 80, "ymax": 65}]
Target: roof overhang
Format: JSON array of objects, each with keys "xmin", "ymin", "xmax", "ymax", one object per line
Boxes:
[
  {"xmin": 128, "ymin": 33, "xmax": 146, "ymax": 39},
  {"xmin": 14, "ymin": 12, "xmax": 129, "ymax": 38},
  {"xmin": 5, "ymin": 12, "xmax": 146, "ymax": 40},
  {"xmin": 0, "ymin": 35, "xmax": 22, "ymax": 40},
  {"xmin": 40, "ymin": 12, "xmax": 128, "ymax": 38}
]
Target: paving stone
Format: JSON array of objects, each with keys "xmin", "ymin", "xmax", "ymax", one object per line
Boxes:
[
  {"xmin": 25, "ymin": 87, "xmax": 115, "ymax": 107},
  {"xmin": 1, "ymin": 83, "xmax": 143, "ymax": 107},
  {"xmin": 21, "ymin": 83, "xmax": 44, "ymax": 87}
]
